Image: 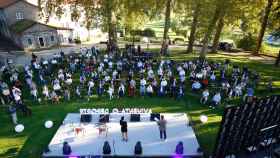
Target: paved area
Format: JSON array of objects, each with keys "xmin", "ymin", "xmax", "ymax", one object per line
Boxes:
[{"xmin": 0, "ymin": 44, "xmax": 276, "ymax": 66}]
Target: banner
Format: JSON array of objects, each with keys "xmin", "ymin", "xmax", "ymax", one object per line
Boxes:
[{"xmin": 80, "ymin": 108, "xmax": 152, "ymax": 114}]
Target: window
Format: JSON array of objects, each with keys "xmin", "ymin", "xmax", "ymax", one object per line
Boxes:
[
  {"xmin": 16, "ymin": 12, "xmax": 24, "ymax": 20},
  {"xmin": 51, "ymin": 36, "xmax": 55, "ymax": 42},
  {"xmin": 27, "ymin": 38, "xmax": 32, "ymax": 45}
]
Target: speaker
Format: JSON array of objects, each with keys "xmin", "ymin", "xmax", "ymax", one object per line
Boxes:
[
  {"xmin": 150, "ymin": 113, "xmax": 160, "ymax": 121},
  {"xmin": 99, "ymin": 114, "xmax": 110, "ymax": 123},
  {"xmin": 130, "ymin": 114, "xmax": 140, "ymax": 122},
  {"xmin": 80, "ymin": 114, "xmax": 92, "ymax": 123}
]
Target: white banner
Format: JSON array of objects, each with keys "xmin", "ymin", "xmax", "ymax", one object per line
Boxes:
[{"xmin": 80, "ymin": 108, "xmax": 152, "ymax": 115}]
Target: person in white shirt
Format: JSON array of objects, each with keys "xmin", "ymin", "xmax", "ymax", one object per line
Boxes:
[
  {"xmin": 118, "ymin": 83, "xmax": 125, "ymax": 98},
  {"xmin": 157, "ymin": 68, "xmax": 163, "ymax": 79},
  {"xmin": 42, "ymin": 85, "xmax": 50, "ymax": 100},
  {"xmin": 87, "ymin": 79, "xmax": 95, "ymax": 97},
  {"xmin": 12, "ymin": 86, "xmax": 21, "ymax": 104},
  {"xmin": 211, "ymin": 92, "xmax": 221, "ymax": 108},
  {"xmin": 128, "ymin": 79, "xmax": 136, "ymax": 97},
  {"xmin": 112, "ymin": 70, "xmax": 118, "ymax": 80},
  {"xmin": 146, "ymin": 84, "xmax": 153, "ymax": 97},
  {"xmin": 200, "ymin": 89, "xmax": 209, "ymax": 104},
  {"xmin": 147, "ymin": 69, "xmax": 154, "ymax": 80},
  {"xmin": 58, "ymin": 69, "xmax": 65, "ymax": 81},
  {"xmin": 210, "ymin": 72, "xmax": 216, "ymax": 82},
  {"xmin": 30, "ymin": 82, "xmax": 38, "ymax": 101},
  {"xmin": 108, "ymin": 84, "xmax": 114, "ymax": 100},
  {"xmin": 65, "ymin": 74, "xmax": 73, "ymax": 86},
  {"xmin": 76, "ymin": 86, "xmax": 81, "ymax": 98},
  {"xmin": 140, "ymin": 78, "xmax": 146, "ymax": 96},
  {"xmin": 53, "ymin": 78, "xmax": 61, "ymax": 94}
]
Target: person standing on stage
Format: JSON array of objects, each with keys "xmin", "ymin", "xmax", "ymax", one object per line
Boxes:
[
  {"xmin": 120, "ymin": 116, "xmax": 128, "ymax": 141},
  {"xmin": 157, "ymin": 115, "xmax": 167, "ymax": 140}
]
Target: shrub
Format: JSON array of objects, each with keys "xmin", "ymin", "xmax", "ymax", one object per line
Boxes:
[
  {"xmin": 142, "ymin": 28, "xmax": 156, "ymax": 37},
  {"xmin": 130, "ymin": 29, "xmax": 142, "ymax": 36},
  {"xmin": 237, "ymin": 34, "xmax": 257, "ymax": 51},
  {"xmin": 74, "ymin": 38, "xmax": 81, "ymax": 44},
  {"xmin": 124, "ymin": 36, "xmax": 141, "ymax": 42}
]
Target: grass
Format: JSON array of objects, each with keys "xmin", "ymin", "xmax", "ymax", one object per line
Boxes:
[
  {"xmin": 0, "ymin": 50, "xmax": 280, "ymax": 158},
  {"xmin": 261, "ymin": 43, "xmax": 280, "ymax": 57}
]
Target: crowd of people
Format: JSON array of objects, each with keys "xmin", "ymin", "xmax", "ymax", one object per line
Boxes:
[{"xmin": 1, "ymin": 44, "xmax": 273, "ymax": 125}]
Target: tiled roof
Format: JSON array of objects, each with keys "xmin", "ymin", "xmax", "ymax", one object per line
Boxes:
[
  {"xmin": 0, "ymin": 0, "xmax": 38, "ymax": 9},
  {"xmin": 10, "ymin": 19, "xmax": 73, "ymax": 34},
  {"xmin": 0, "ymin": 0, "xmax": 18, "ymax": 8}
]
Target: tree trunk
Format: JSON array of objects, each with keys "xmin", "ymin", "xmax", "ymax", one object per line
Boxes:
[
  {"xmin": 106, "ymin": 0, "xmax": 117, "ymax": 50},
  {"xmin": 211, "ymin": 17, "xmax": 224, "ymax": 53},
  {"xmin": 255, "ymin": 0, "xmax": 274, "ymax": 54},
  {"xmin": 87, "ymin": 28, "xmax": 91, "ymax": 41},
  {"xmin": 187, "ymin": 2, "xmax": 200, "ymax": 53},
  {"xmin": 163, "ymin": 0, "xmax": 172, "ymax": 42},
  {"xmin": 200, "ymin": 7, "xmax": 221, "ymax": 59},
  {"xmin": 109, "ymin": 11, "xmax": 117, "ymax": 47}
]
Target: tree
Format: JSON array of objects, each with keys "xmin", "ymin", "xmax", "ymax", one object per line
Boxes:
[
  {"xmin": 163, "ymin": 0, "xmax": 172, "ymax": 42},
  {"xmin": 255, "ymin": 0, "xmax": 274, "ymax": 54},
  {"xmin": 211, "ymin": 13, "xmax": 225, "ymax": 53},
  {"xmin": 187, "ymin": 1, "xmax": 201, "ymax": 53},
  {"xmin": 200, "ymin": 0, "xmax": 229, "ymax": 58}
]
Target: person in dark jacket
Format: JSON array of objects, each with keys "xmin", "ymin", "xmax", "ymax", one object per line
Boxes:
[
  {"xmin": 103, "ymin": 141, "xmax": 111, "ymax": 155},
  {"xmin": 175, "ymin": 141, "xmax": 184, "ymax": 155},
  {"xmin": 120, "ymin": 116, "xmax": 128, "ymax": 141},
  {"xmin": 62, "ymin": 141, "xmax": 72, "ymax": 155},
  {"xmin": 134, "ymin": 141, "xmax": 142, "ymax": 155}
]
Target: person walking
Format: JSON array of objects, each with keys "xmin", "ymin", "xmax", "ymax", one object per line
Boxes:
[
  {"xmin": 157, "ymin": 115, "xmax": 167, "ymax": 140},
  {"xmin": 120, "ymin": 116, "xmax": 128, "ymax": 141}
]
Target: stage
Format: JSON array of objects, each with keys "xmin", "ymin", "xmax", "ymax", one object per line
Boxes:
[{"xmin": 43, "ymin": 113, "xmax": 202, "ymax": 157}]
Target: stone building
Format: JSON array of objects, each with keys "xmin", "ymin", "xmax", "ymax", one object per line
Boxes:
[{"xmin": 0, "ymin": 0, "xmax": 73, "ymax": 50}]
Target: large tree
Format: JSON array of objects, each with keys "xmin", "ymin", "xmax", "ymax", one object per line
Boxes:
[
  {"xmin": 200, "ymin": 0, "xmax": 231, "ymax": 58},
  {"xmin": 163, "ymin": 0, "xmax": 172, "ymax": 42},
  {"xmin": 187, "ymin": 1, "xmax": 201, "ymax": 53},
  {"xmin": 255, "ymin": 0, "xmax": 274, "ymax": 54},
  {"xmin": 40, "ymin": 0, "xmax": 121, "ymax": 47}
]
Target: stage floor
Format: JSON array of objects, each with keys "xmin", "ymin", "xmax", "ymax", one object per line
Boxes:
[{"xmin": 43, "ymin": 113, "xmax": 202, "ymax": 157}]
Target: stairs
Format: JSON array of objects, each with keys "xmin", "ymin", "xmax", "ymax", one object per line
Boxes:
[{"xmin": 0, "ymin": 34, "xmax": 23, "ymax": 52}]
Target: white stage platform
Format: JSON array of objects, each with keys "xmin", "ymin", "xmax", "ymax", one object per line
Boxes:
[{"xmin": 43, "ymin": 113, "xmax": 202, "ymax": 157}]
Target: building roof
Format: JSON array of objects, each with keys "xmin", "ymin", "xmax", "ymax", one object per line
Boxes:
[
  {"xmin": 0, "ymin": 0, "xmax": 38, "ymax": 9},
  {"xmin": 10, "ymin": 19, "xmax": 73, "ymax": 34}
]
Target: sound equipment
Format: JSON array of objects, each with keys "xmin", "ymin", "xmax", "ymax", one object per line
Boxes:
[
  {"xmin": 80, "ymin": 114, "xmax": 92, "ymax": 123},
  {"xmin": 99, "ymin": 114, "xmax": 110, "ymax": 123},
  {"xmin": 150, "ymin": 113, "xmax": 160, "ymax": 121},
  {"xmin": 130, "ymin": 114, "xmax": 140, "ymax": 122}
]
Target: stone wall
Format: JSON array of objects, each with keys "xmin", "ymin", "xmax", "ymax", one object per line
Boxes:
[{"xmin": 20, "ymin": 23, "xmax": 59, "ymax": 49}]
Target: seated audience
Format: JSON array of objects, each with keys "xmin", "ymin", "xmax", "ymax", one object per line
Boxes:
[
  {"xmin": 200, "ymin": 89, "xmax": 209, "ymax": 104},
  {"xmin": 210, "ymin": 92, "xmax": 221, "ymax": 108}
]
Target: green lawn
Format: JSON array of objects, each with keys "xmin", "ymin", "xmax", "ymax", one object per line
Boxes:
[
  {"xmin": 0, "ymin": 51, "xmax": 279, "ymax": 158},
  {"xmin": 261, "ymin": 43, "xmax": 280, "ymax": 57}
]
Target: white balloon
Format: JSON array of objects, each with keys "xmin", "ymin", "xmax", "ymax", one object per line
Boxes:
[
  {"xmin": 200, "ymin": 115, "xmax": 208, "ymax": 123},
  {"xmin": 15, "ymin": 124, "xmax": 24, "ymax": 133},
  {"xmin": 45, "ymin": 120, "xmax": 53, "ymax": 128}
]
